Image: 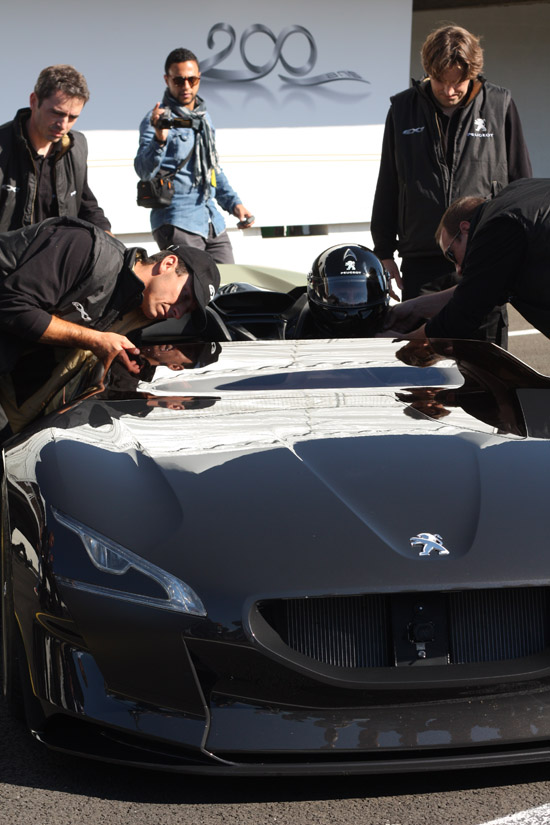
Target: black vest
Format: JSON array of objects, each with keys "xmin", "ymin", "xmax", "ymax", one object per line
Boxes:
[
  {"xmin": 389, "ymin": 79, "xmax": 511, "ymax": 257},
  {"xmin": 0, "ymin": 216, "xmax": 130, "ymax": 330},
  {"xmin": 0, "ymin": 111, "xmax": 90, "ymax": 231}
]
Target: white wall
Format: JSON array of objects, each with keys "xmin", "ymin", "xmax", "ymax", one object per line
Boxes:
[
  {"xmin": 84, "ymin": 123, "xmax": 387, "ymax": 269},
  {"xmin": 1, "ymin": 1, "xmax": 410, "ymax": 132},
  {"xmin": 1, "ymin": 0, "xmax": 413, "ymax": 271},
  {"xmin": 411, "ymin": 3, "xmax": 550, "ymax": 178},
  {"xmin": 2, "ymin": 2, "xmax": 548, "ymax": 272}
]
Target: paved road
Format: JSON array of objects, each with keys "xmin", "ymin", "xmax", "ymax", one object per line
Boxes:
[
  {"xmin": 508, "ymin": 306, "xmax": 550, "ymax": 374},
  {"xmin": 2, "ymin": 693, "xmax": 550, "ymax": 825},
  {"xmin": 2, "ymin": 321, "xmax": 550, "ymax": 825}
]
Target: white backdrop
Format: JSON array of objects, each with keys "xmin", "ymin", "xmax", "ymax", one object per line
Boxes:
[
  {"xmin": 1, "ymin": 0, "xmax": 413, "ymax": 267},
  {"xmin": 0, "ymin": 1, "xmax": 411, "ymax": 131}
]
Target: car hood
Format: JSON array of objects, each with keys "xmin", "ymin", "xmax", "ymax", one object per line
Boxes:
[{"xmin": 8, "ymin": 338, "xmax": 550, "ymax": 609}]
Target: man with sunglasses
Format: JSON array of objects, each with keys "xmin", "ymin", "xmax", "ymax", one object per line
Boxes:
[
  {"xmin": 380, "ymin": 178, "xmax": 550, "ymax": 343},
  {"xmin": 370, "ymin": 25, "xmax": 532, "ymax": 347},
  {"xmin": 135, "ymin": 47, "xmax": 254, "ymax": 264}
]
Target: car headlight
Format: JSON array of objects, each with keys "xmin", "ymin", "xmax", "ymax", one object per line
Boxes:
[{"xmin": 51, "ymin": 508, "xmax": 206, "ymax": 616}]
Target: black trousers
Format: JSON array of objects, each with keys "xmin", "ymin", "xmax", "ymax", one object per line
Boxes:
[{"xmin": 400, "ymin": 255, "xmax": 508, "ymax": 349}]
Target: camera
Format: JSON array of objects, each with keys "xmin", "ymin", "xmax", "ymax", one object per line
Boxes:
[{"xmin": 155, "ymin": 115, "xmax": 192, "ymax": 130}]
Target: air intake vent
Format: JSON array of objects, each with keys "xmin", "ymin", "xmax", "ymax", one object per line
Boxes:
[
  {"xmin": 258, "ymin": 588, "xmax": 550, "ymax": 669},
  {"xmin": 449, "ymin": 588, "xmax": 548, "ymax": 663},
  {"xmin": 287, "ymin": 594, "xmax": 390, "ymax": 668}
]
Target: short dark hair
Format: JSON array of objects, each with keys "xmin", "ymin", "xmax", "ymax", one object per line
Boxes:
[
  {"xmin": 139, "ymin": 249, "xmax": 189, "ymax": 277},
  {"xmin": 421, "ymin": 25, "xmax": 484, "ymax": 82},
  {"xmin": 164, "ymin": 48, "xmax": 200, "ymax": 75},
  {"xmin": 436, "ymin": 196, "xmax": 485, "ymax": 244},
  {"xmin": 33, "ymin": 65, "xmax": 90, "ymax": 106}
]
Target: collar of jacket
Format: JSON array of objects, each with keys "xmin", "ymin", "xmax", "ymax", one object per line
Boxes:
[
  {"xmin": 413, "ymin": 75, "xmax": 484, "ymax": 109},
  {"xmin": 56, "ymin": 133, "xmax": 72, "ymax": 159},
  {"xmin": 161, "ymin": 91, "xmax": 208, "ymax": 128},
  {"xmin": 13, "ymin": 106, "xmax": 74, "ymax": 160},
  {"xmin": 13, "ymin": 108, "xmax": 32, "ymax": 145},
  {"xmin": 116, "ymin": 247, "xmax": 148, "ymax": 314}
]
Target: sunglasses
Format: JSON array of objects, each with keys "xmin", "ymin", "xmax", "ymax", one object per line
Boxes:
[
  {"xmin": 168, "ymin": 75, "xmax": 200, "ymax": 88},
  {"xmin": 443, "ymin": 228, "xmax": 461, "ymax": 264}
]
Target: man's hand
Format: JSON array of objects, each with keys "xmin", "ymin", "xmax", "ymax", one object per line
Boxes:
[
  {"xmin": 381, "ymin": 258, "xmax": 402, "ymax": 300},
  {"xmin": 150, "ymin": 102, "xmax": 170, "ymax": 144},
  {"xmin": 111, "ymin": 348, "xmax": 143, "ymax": 373},
  {"xmin": 382, "ymin": 301, "xmax": 428, "ymax": 335},
  {"xmin": 40, "ymin": 317, "xmax": 140, "ymax": 367},
  {"xmin": 87, "ymin": 331, "xmax": 140, "ymax": 364},
  {"xmin": 378, "ymin": 286, "xmax": 458, "ymax": 338},
  {"xmin": 234, "ymin": 204, "xmax": 255, "ymax": 228}
]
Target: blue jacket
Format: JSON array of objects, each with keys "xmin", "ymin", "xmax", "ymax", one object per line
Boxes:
[{"xmin": 134, "ymin": 107, "xmax": 241, "ymax": 237}]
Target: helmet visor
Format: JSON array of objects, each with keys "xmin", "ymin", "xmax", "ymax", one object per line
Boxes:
[{"xmin": 311, "ymin": 274, "xmax": 376, "ymax": 308}]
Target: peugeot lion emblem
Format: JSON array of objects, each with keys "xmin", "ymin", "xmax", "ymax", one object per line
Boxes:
[{"xmin": 410, "ymin": 532, "xmax": 450, "ymax": 556}]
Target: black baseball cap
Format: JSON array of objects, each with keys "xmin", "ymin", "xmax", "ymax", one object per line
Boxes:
[
  {"xmin": 167, "ymin": 245, "xmax": 220, "ymax": 329},
  {"xmin": 191, "ymin": 341, "xmax": 222, "ymax": 368}
]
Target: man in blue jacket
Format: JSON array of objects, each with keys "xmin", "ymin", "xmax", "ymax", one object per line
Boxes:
[{"xmin": 135, "ymin": 47, "xmax": 254, "ymax": 264}]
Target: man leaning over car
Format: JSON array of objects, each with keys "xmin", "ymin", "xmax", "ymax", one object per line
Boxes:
[
  {"xmin": 379, "ymin": 178, "xmax": 550, "ymax": 343},
  {"xmin": 0, "ymin": 215, "xmax": 220, "ymax": 375}
]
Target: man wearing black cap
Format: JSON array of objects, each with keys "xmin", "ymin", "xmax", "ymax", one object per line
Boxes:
[
  {"xmin": 138, "ymin": 341, "xmax": 221, "ymax": 372},
  {"xmin": 0, "ymin": 216, "xmax": 220, "ymax": 375}
]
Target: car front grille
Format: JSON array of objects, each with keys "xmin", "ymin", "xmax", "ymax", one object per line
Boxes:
[{"xmin": 258, "ymin": 587, "xmax": 550, "ymax": 668}]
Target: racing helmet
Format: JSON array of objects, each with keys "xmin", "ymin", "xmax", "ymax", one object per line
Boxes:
[{"xmin": 307, "ymin": 244, "xmax": 390, "ymax": 336}]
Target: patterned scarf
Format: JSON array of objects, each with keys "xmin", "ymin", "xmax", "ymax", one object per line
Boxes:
[{"xmin": 161, "ymin": 91, "xmax": 220, "ymax": 198}]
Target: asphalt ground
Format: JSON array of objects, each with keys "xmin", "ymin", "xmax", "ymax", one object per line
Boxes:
[
  {"xmin": 3, "ymin": 697, "xmax": 550, "ymax": 825},
  {"xmin": 507, "ymin": 306, "xmax": 550, "ymax": 374}
]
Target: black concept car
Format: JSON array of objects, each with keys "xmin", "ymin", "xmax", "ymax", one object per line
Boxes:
[{"xmin": 3, "ymin": 264, "xmax": 550, "ymax": 775}]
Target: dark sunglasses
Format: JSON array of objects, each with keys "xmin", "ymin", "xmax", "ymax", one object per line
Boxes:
[
  {"xmin": 169, "ymin": 75, "xmax": 200, "ymax": 88},
  {"xmin": 443, "ymin": 228, "xmax": 461, "ymax": 264}
]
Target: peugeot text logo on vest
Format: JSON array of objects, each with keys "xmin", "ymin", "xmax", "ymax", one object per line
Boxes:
[
  {"xmin": 410, "ymin": 532, "xmax": 450, "ymax": 556},
  {"xmin": 468, "ymin": 117, "xmax": 494, "ymax": 138},
  {"xmin": 402, "ymin": 126, "xmax": 425, "ymax": 135}
]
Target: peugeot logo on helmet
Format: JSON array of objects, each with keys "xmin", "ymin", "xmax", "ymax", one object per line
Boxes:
[{"xmin": 342, "ymin": 248, "xmax": 359, "ymax": 274}]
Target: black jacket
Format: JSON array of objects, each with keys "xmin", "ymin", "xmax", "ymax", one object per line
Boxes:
[
  {"xmin": 371, "ymin": 77, "xmax": 532, "ymax": 261},
  {"xmin": 0, "ymin": 108, "xmax": 111, "ymax": 232},
  {"xmin": 0, "ymin": 217, "xmax": 143, "ymax": 373},
  {"xmin": 426, "ymin": 178, "xmax": 550, "ymax": 340}
]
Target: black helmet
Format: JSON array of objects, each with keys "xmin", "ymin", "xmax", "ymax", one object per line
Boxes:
[{"xmin": 307, "ymin": 244, "xmax": 390, "ymax": 336}]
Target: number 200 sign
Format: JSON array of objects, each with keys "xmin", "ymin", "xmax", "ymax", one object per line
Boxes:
[{"xmin": 200, "ymin": 23, "xmax": 370, "ymax": 87}]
